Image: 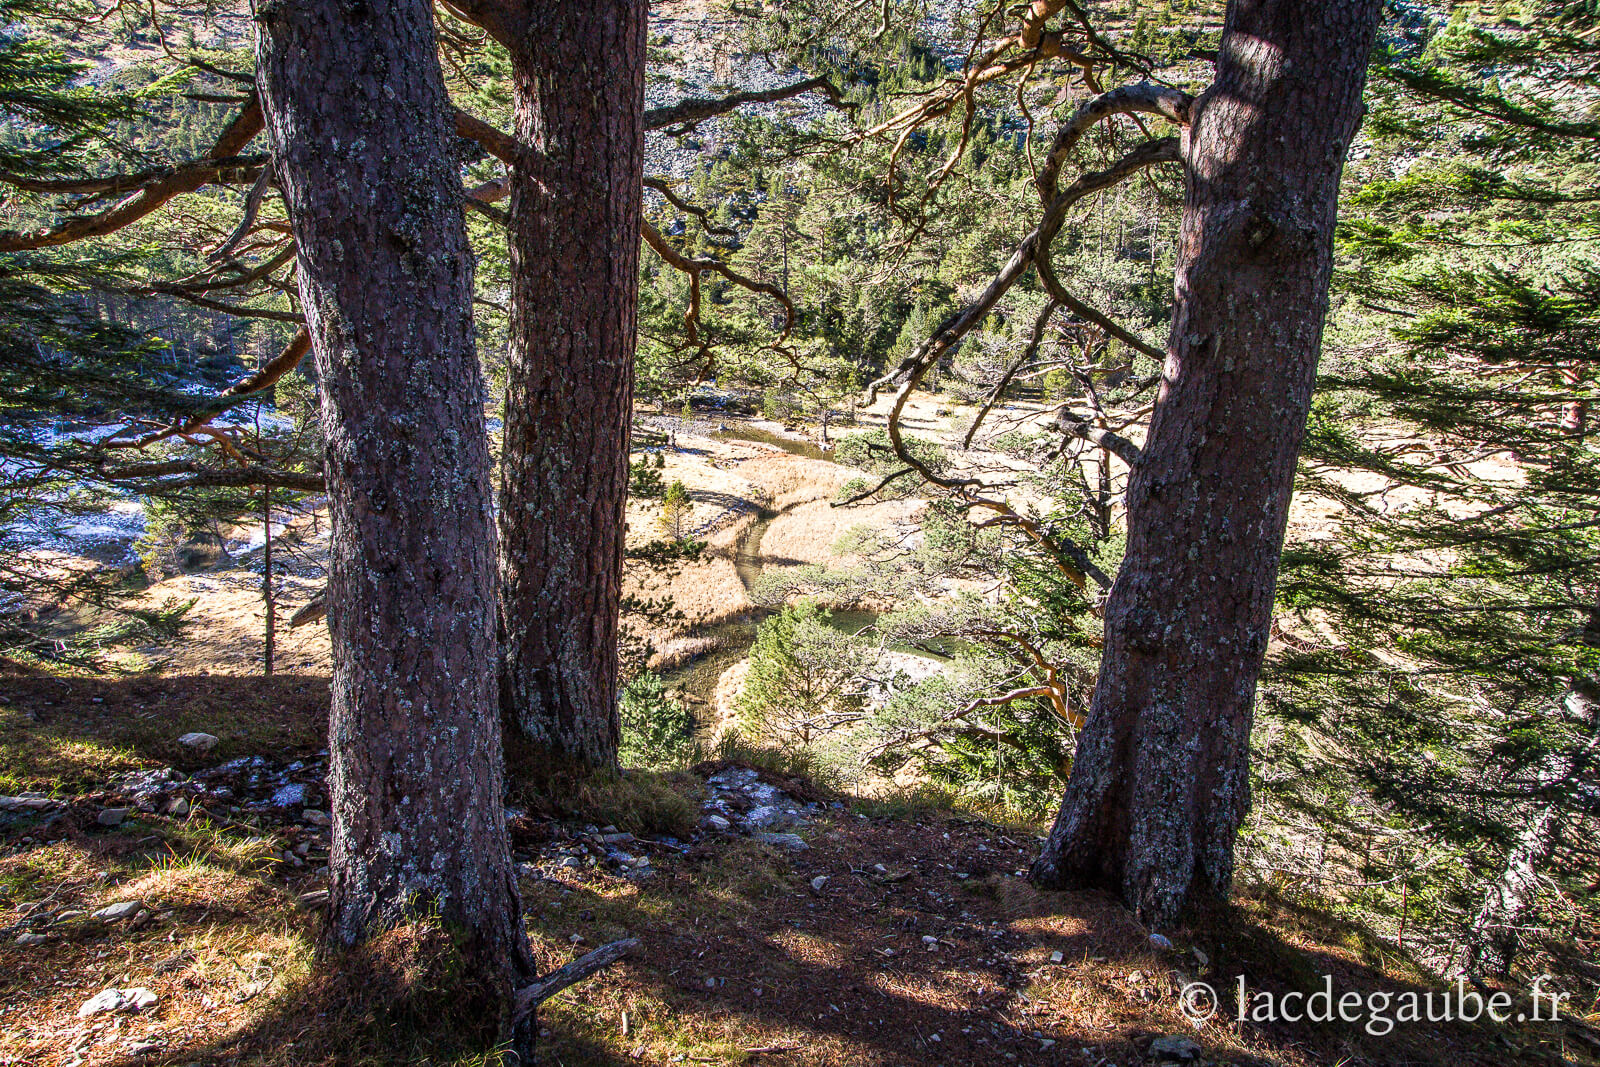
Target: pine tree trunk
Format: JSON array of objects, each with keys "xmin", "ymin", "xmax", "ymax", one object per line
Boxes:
[
  {"xmin": 496, "ymin": 1, "xmax": 646, "ymax": 787},
  {"xmin": 1031, "ymin": 0, "xmax": 1383, "ymax": 925},
  {"xmin": 253, "ymin": 0, "xmax": 533, "ymax": 1033},
  {"xmin": 261, "ymin": 488, "xmax": 273, "ymax": 676}
]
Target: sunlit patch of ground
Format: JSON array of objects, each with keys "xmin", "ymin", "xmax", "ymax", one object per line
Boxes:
[{"xmin": 1, "ymin": 715, "xmax": 1584, "ymax": 1066}]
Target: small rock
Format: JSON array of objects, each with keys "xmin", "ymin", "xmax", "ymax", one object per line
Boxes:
[
  {"xmin": 1149, "ymin": 933, "xmax": 1174, "ymax": 951},
  {"xmin": 1148, "ymin": 1035, "xmax": 1201, "ymax": 1062},
  {"xmin": 751, "ymin": 832, "xmax": 808, "ymax": 851},
  {"xmin": 560, "ymin": 856, "xmax": 582, "ymax": 869},
  {"xmin": 922, "ymin": 935, "xmax": 938, "ymax": 952},
  {"xmin": 126, "ymin": 1041, "xmax": 163, "ymax": 1057},
  {"xmin": 177, "ymin": 732, "xmax": 219, "ymax": 752},
  {"xmin": 0, "ymin": 795, "xmax": 57, "ymax": 812},
  {"xmin": 301, "ymin": 809, "xmax": 332, "ymax": 828},
  {"xmin": 809, "ymin": 875, "xmax": 829, "ymax": 894},
  {"xmin": 77, "ymin": 988, "xmax": 158, "ymax": 1018},
  {"xmin": 1049, "ymin": 950, "xmax": 1064, "ymax": 964},
  {"xmin": 15, "ymin": 933, "xmax": 46, "ymax": 946},
  {"xmin": 93, "ymin": 901, "xmax": 143, "ymax": 922},
  {"xmin": 599, "ymin": 832, "xmax": 634, "ymax": 845},
  {"xmin": 164, "ymin": 797, "xmax": 190, "ymax": 817},
  {"xmin": 702, "ymin": 814, "xmax": 731, "ymax": 832},
  {"xmin": 1191, "ymin": 946, "xmax": 1209, "ymax": 967},
  {"xmin": 97, "ymin": 807, "xmax": 130, "ymax": 827}
]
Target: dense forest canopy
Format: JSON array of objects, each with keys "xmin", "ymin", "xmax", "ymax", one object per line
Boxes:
[{"xmin": 0, "ymin": 1, "xmax": 1595, "ymax": 1064}]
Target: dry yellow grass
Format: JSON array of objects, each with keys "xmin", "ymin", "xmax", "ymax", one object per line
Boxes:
[{"xmin": 759, "ymin": 496, "xmax": 922, "ymax": 580}]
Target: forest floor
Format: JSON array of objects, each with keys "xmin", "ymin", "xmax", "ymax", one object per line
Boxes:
[
  {"xmin": 2, "ymin": 668, "xmax": 1595, "ymax": 1067},
  {"xmin": 5, "ymin": 394, "xmax": 1584, "ymax": 1065}
]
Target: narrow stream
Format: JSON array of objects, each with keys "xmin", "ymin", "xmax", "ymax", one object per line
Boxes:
[{"xmin": 712, "ymin": 423, "xmax": 832, "ymax": 461}]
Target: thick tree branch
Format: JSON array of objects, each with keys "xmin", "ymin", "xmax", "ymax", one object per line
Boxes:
[
  {"xmin": 105, "ymin": 329, "xmax": 312, "ymax": 450},
  {"xmin": 645, "ymin": 76, "xmax": 850, "ymax": 131},
  {"xmin": 453, "ymin": 107, "xmax": 519, "ymax": 165},
  {"xmin": 641, "ymin": 218, "xmax": 795, "ymax": 344},
  {"xmin": 0, "ymin": 96, "xmax": 265, "ymax": 252},
  {"xmin": 1035, "ymin": 82, "xmax": 1193, "ymax": 201},
  {"xmin": 644, "ymin": 177, "xmax": 737, "ymax": 238},
  {"xmin": 96, "ymin": 460, "xmax": 323, "ymax": 493},
  {"xmin": 1053, "ymin": 405, "xmax": 1143, "ymax": 467}
]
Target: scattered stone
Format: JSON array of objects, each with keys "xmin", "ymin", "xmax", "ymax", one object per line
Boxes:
[
  {"xmin": 1149, "ymin": 933, "xmax": 1174, "ymax": 951},
  {"xmin": 922, "ymin": 935, "xmax": 938, "ymax": 952},
  {"xmin": 126, "ymin": 1041, "xmax": 163, "ymax": 1057},
  {"xmin": 0, "ymin": 794, "xmax": 57, "ymax": 812},
  {"xmin": 751, "ymin": 831, "xmax": 808, "ymax": 851},
  {"xmin": 53, "ymin": 910, "xmax": 85, "ymax": 923},
  {"xmin": 599, "ymin": 832, "xmax": 634, "ymax": 845},
  {"xmin": 1148, "ymin": 1035, "xmax": 1201, "ymax": 1062},
  {"xmin": 809, "ymin": 875, "xmax": 829, "ymax": 894},
  {"xmin": 702, "ymin": 814, "xmax": 731, "ymax": 832},
  {"xmin": 301, "ymin": 809, "xmax": 332, "ymax": 828},
  {"xmin": 1191, "ymin": 947, "xmax": 1209, "ymax": 967},
  {"xmin": 560, "ymin": 856, "xmax": 582, "ymax": 869},
  {"xmin": 164, "ymin": 797, "xmax": 190, "ymax": 817},
  {"xmin": 97, "ymin": 807, "xmax": 130, "ymax": 827},
  {"xmin": 77, "ymin": 988, "xmax": 158, "ymax": 1018},
  {"xmin": 177, "ymin": 732, "xmax": 219, "ymax": 752},
  {"xmin": 1049, "ymin": 950, "xmax": 1064, "ymax": 964},
  {"xmin": 92, "ymin": 901, "xmax": 143, "ymax": 922},
  {"xmin": 269, "ymin": 782, "xmax": 308, "ymax": 808},
  {"xmin": 15, "ymin": 933, "xmax": 46, "ymax": 946},
  {"xmin": 742, "ymin": 804, "xmax": 798, "ymax": 830}
]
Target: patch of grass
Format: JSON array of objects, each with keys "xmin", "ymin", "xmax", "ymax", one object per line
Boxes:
[
  {"xmin": 0, "ymin": 702, "xmax": 143, "ymax": 794},
  {"xmin": 574, "ymin": 770, "xmax": 703, "ymax": 838},
  {"xmin": 850, "ymin": 781, "xmax": 1045, "ymax": 832},
  {"xmin": 0, "ymin": 666, "xmax": 328, "ymax": 793}
]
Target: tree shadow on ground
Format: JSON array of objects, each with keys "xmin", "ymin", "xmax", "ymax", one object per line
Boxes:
[{"xmin": 0, "ymin": 667, "xmax": 330, "ymax": 792}]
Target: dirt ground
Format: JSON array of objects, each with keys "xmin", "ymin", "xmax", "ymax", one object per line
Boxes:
[{"xmin": 0, "ymin": 675, "xmax": 1586, "ymax": 1067}]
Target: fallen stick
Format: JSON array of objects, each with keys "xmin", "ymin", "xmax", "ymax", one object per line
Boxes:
[{"xmin": 512, "ymin": 938, "xmax": 639, "ymax": 1021}]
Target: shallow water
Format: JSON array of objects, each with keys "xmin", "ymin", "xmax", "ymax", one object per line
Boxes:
[{"xmin": 711, "ymin": 423, "xmax": 832, "ymax": 462}]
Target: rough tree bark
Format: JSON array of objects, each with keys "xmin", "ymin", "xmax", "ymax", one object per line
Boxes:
[
  {"xmin": 1031, "ymin": 0, "xmax": 1384, "ymax": 924},
  {"xmin": 493, "ymin": 0, "xmax": 647, "ymax": 787},
  {"xmin": 252, "ymin": 0, "xmax": 533, "ymax": 1033}
]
